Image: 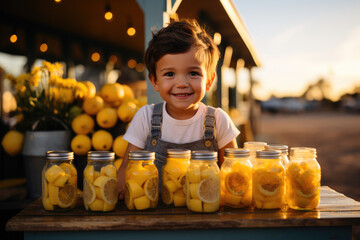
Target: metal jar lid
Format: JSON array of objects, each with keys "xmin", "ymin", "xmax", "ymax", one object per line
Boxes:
[
  {"xmin": 167, "ymin": 149, "xmax": 191, "ymax": 158},
  {"xmin": 225, "ymin": 148, "xmax": 250, "ymax": 158},
  {"xmin": 46, "ymin": 151, "xmax": 74, "ymax": 160},
  {"xmin": 256, "ymin": 150, "xmax": 281, "ymax": 159},
  {"xmin": 88, "ymin": 151, "xmax": 115, "ymax": 161},
  {"xmin": 266, "ymin": 144, "xmax": 288, "ymax": 154},
  {"xmin": 128, "ymin": 150, "xmax": 155, "ymax": 161},
  {"xmin": 191, "ymin": 150, "xmax": 218, "ymax": 161}
]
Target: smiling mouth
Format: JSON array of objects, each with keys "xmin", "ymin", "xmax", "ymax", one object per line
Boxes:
[{"xmin": 172, "ymin": 93, "xmax": 193, "ymax": 97}]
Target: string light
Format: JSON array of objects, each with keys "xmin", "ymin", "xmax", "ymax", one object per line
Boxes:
[
  {"xmin": 54, "ymin": 0, "xmax": 62, "ymax": 3},
  {"xmin": 213, "ymin": 32, "xmax": 221, "ymax": 46},
  {"xmin": 127, "ymin": 59, "xmax": 137, "ymax": 68},
  {"xmin": 104, "ymin": 4, "xmax": 113, "ymax": 21},
  {"xmin": 10, "ymin": 34, "xmax": 18, "ymax": 43},
  {"xmin": 40, "ymin": 43, "xmax": 48, "ymax": 52},
  {"xmin": 127, "ymin": 26, "xmax": 136, "ymax": 36},
  {"xmin": 91, "ymin": 52, "xmax": 101, "ymax": 62}
]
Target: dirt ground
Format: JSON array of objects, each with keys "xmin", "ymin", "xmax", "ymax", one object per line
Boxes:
[{"xmin": 254, "ymin": 111, "xmax": 360, "ymax": 239}]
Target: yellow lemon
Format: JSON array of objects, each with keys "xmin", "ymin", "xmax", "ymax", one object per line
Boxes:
[
  {"xmin": 189, "ymin": 183, "xmax": 199, "ymax": 199},
  {"xmin": 125, "ymin": 183, "xmax": 134, "ymax": 210},
  {"xmin": 48, "ymin": 184, "xmax": 59, "ymax": 205},
  {"xmin": 126, "ymin": 179, "xmax": 145, "ymax": 199},
  {"xmin": 200, "ymin": 165, "xmax": 218, "ymax": 180},
  {"xmin": 103, "ymin": 202, "xmax": 116, "ymax": 212},
  {"xmin": 222, "ymin": 192, "xmax": 243, "ymax": 206},
  {"xmin": 71, "ymin": 114, "xmax": 95, "ymax": 134},
  {"xmin": 42, "ymin": 197, "xmax": 54, "ymax": 211},
  {"xmin": 57, "ymin": 184, "xmax": 76, "ymax": 208},
  {"xmin": 1, "ymin": 130, "xmax": 24, "ymax": 156},
  {"xmin": 163, "ymin": 180, "xmax": 177, "ymax": 193},
  {"xmin": 162, "ymin": 182, "xmax": 174, "ymax": 205},
  {"xmin": 187, "ymin": 166, "xmax": 201, "ymax": 183},
  {"xmin": 45, "ymin": 165, "xmax": 66, "ymax": 183},
  {"xmin": 112, "ymin": 135, "xmax": 128, "ymax": 158},
  {"xmin": 96, "ymin": 107, "xmax": 118, "ymax": 129},
  {"xmin": 130, "ymin": 167, "xmax": 152, "ymax": 187},
  {"xmin": 71, "ymin": 134, "xmax": 92, "ymax": 155},
  {"xmin": 122, "ymin": 84, "xmax": 135, "ymax": 100},
  {"xmin": 82, "ymin": 96, "xmax": 104, "ymax": 115},
  {"xmin": 203, "ymin": 200, "xmax": 220, "ymax": 212},
  {"xmin": 89, "ymin": 199, "xmax": 104, "ymax": 211},
  {"xmin": 257, "ymin": 172, "xmax": 282, "ymax": 196},
  {"xmin": 84, "ymin": 165, "xmax": 95, "ymax": 183},
  {"xmin": 100, "ymin": 177, "xmax": 118, "ymax": 205},
  {"xmin": 134, "ymin": 195, "xmax": 151, "ymax": 210},
  {"xmin": 173, "ymin": 189, "xmax": 186, "ymax": 207},
  {"xmin": 93, "ymin": 175, "xmax": 109, "ymax": 187},
  {"xmin": 92, "ymin": 130, "xmax": 113, "ymax": 151},
  {"xmin": 188, "ymin": 199, "xmax": 202, "ymax": 212},
  {"xmin": 225, "ymin": 172, "xmax": 249, "ymax": 196},
  {"xmin": 99, "ymin": 83, "xmax": 125, "ymax": 105},
  {"xmin": 53, "ymin": 173, "xmax": 70, "ymax": 187},
  {"xmin": 100, "ymin": 164, "xmax": 117, "ymax": 178},
  {"xmin": 83, "ymin": 178, "xmax": 96, "ymax": 205},
  {"xmin": 136, "ymin": 96, "xmax": 147, "ymax": 107},
  {"xmin": 59, "ymin": 163, "xmax": 77, "ymax": 176},
  {"xmin": 84, "ymin": 81, "xmax": 97, "ymax": 99},
  {"xmin": 114, "ymin": 158, "xmax": 123, "ymax": 170},
  {"xmin": 197, "ymin": 177, "xmax": 220, "ymax": 204},
  {"xmin": 144, "ymin": 176, "xmax": 158, "ymax": 201},
  {"xmin": 117, "ymin": 100, "xmax": 138, "ymax": 123}
]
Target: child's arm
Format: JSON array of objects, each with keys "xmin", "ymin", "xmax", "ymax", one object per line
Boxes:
[
  {"xmin": 218, "ymin": 138, "xmax": 238, "ymax": 167},
  {"xmin": 117, "ymin": 143, "xmax": 142, "ymax": 200}
]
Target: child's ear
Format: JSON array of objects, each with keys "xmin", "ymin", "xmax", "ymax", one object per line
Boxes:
[
  {"xmin": 206, "ymin": 72, "xmax": 216, "ymax": 91},
  {"xmin": 149, "ymin": 74, "xmax": 159, "ymax": 92}
]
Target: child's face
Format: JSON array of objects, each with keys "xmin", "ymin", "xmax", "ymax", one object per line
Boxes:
[{"xmin": 150, "ymin": 47, "xmax": 214, "ymax": 118}]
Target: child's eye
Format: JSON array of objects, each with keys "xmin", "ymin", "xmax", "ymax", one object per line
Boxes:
[
  {"xmin": 189, "ymin": 71, "xmax": 201, "ymax": 76},
  {"xmin": 164, "ymin": 72, "xmax": 174, "ymax": 77}
]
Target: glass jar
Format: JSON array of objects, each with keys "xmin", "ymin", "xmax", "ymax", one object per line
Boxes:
[
  {"xmin": 286, "ymin": 147, "xmax": 321, "ymax": 210},
  {"xmin": 252, "ymin": 150, "xmax": 285, "ymax": 209},
  {"xmin": 186, "ymin": 151, "xmax": 220, "ymax": 212},
  {"xmin": 221, "ymin": 148, "xmax": 252, "ymax": 208},
  {"xmin": 162, "ymin": 149, "xmax": 190, "ymax": 207},
  {"xmin": 83, "ymin": 151, "xmax": 118, "ymax": 212},
  {"xmin": 266, "ymin": 144, "xmax": 289, "ymax": 166},
  {"xmin": 42, "ymin": 151, "xmax": 77, "ymax": 211},
  {"xmin": 125, "ymin": 150, "xmax": 158, "ymax": 210},
  {"xmin": 244, "ymin": 141, "xmax": 267, "ymax": 165}
]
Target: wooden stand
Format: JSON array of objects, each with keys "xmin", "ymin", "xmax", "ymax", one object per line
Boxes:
[{"xmin": 6, "ymin": 186, "xmax": 360, "ymax": 240}]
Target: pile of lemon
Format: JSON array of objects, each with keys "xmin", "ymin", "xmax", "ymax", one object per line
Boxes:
[
  {"xmin": 70, "ymin": 82, "xmax": 146, "ymax": 162},
  {"xmin": 83, "ymin": 163, "xmax": 118, "ymax": 212},
  {"xmin": 286, "ymin": 161, "xmax": 321, "ymax": 209},
  {"xmin": 161, "ymin": 158, "xmax": 189, "ymax": 207},
  {"xmin": 42, "ymin": 163, "xmax": 77, "ymax": 211},
  {"xmin": 252, "ymin": 163, "xmax": 285, "ymax": 209},
  {"xmin": 186, "ymin": 164, "xmax": 221, "ymax": 212},
  {"xmin": 125, "ymin": 162, "xmax": 158, "ymax": 210},
  {"xmin": 220, "ymin": 161, "xmax": 252, "ymax": 208}
]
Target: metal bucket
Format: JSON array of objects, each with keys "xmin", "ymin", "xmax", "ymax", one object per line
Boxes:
[{"xmin": 22, "ymin": 130, "xmax": 71, "ymax": 198}]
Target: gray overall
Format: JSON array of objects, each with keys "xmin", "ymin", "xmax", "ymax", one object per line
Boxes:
[{"xmin": 144, "ymin": 102, "xmax": 219, "ymax": 190}]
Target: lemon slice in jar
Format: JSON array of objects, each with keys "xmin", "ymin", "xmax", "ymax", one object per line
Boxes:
[
  {"xmin": 197, "ymin": 177, "xmax": 220, "ymax": 203},
  {"xmin": 257, "ymin": 172, "xmax": 281, "ymax": 196},
  {"xmin": 100, "ymin": 177, "xmax": 118, "ymax": 205},
  {"xmin": 124, "ymin": 184, "xmax": 134, "ymax": 210},
  {"xmin": 83, "ymin": 178, "xmax": 96, "ymax": 205},
  {"xmin": 161, "ymin": 182, "xmax": 174, "ymax": 205},
  {"xmin": 225, "ymin": 172, "xmax": 249, "ymax": 196},
  {"xmin": 144, "ymin": 176, "xmax": 158, "ymax": 201},
  {"xmin": 58, "ymin": 183, "xmax": 76, "ymax": 208}
]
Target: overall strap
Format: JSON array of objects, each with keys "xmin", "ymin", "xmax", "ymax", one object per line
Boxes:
[
  {"xmin": 204, "ymin": 106, "xmax": 216, "ymax": 147},
  {"xmin": 151, "ymin": 103, "xmax": 163, "ymax": 144}
]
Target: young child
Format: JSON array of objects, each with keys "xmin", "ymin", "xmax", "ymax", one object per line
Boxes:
[{"xmin": 118, "ymin": 19, "xmax": 239, "ymax": 199}]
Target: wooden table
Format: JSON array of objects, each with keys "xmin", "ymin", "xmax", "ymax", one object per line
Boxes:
[{"xmin": 6, "ymin": 186, "xmax": 360, "ymax": 240}]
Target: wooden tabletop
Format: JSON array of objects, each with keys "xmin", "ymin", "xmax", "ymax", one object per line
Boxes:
[{"xmin": 6, "ymin": 186, "xmax": 360, "ymax": 232}]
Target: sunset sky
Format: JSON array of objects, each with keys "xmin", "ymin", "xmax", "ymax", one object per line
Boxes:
[{"xmin": 233, "ymin": 0, "xmax": 360, "ymax": 100}]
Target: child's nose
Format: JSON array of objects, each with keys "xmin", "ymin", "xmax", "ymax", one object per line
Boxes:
[{"xmin": 176, "ymin": 75, "xmax": 189, "ymax": 87}]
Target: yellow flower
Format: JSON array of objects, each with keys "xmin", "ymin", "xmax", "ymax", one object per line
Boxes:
[
  {"xmin": 5, "ymin": 74, "xmax": 17, "ymax": 85},
  {"xmin": 75, "ymin": 82, "xmax": 88, "ymax": 99},
  {"xmin": 17, "ymin": 73, "xmax": 30, "ymax": 85},
  {"xmin": 59, "ymin": 88, "xmax": 74, "ymax": 104},
  {"xmin": 15, "ymin": 83, "xmax": 26, "ymax": 93},
  {"xmin": 29, "ymin": 71, "xmax": 41, "ymax": 87}
]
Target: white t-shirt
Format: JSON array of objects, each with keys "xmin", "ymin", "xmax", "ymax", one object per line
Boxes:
[{"xmin": 123, "ymin": 102, "xmax": 240, "ymax": 149}]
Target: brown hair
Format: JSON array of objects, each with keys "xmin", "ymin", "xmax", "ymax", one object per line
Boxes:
[{"xmin": 144, "ymin": 19, "xmax": 220, "ymax": 80}]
